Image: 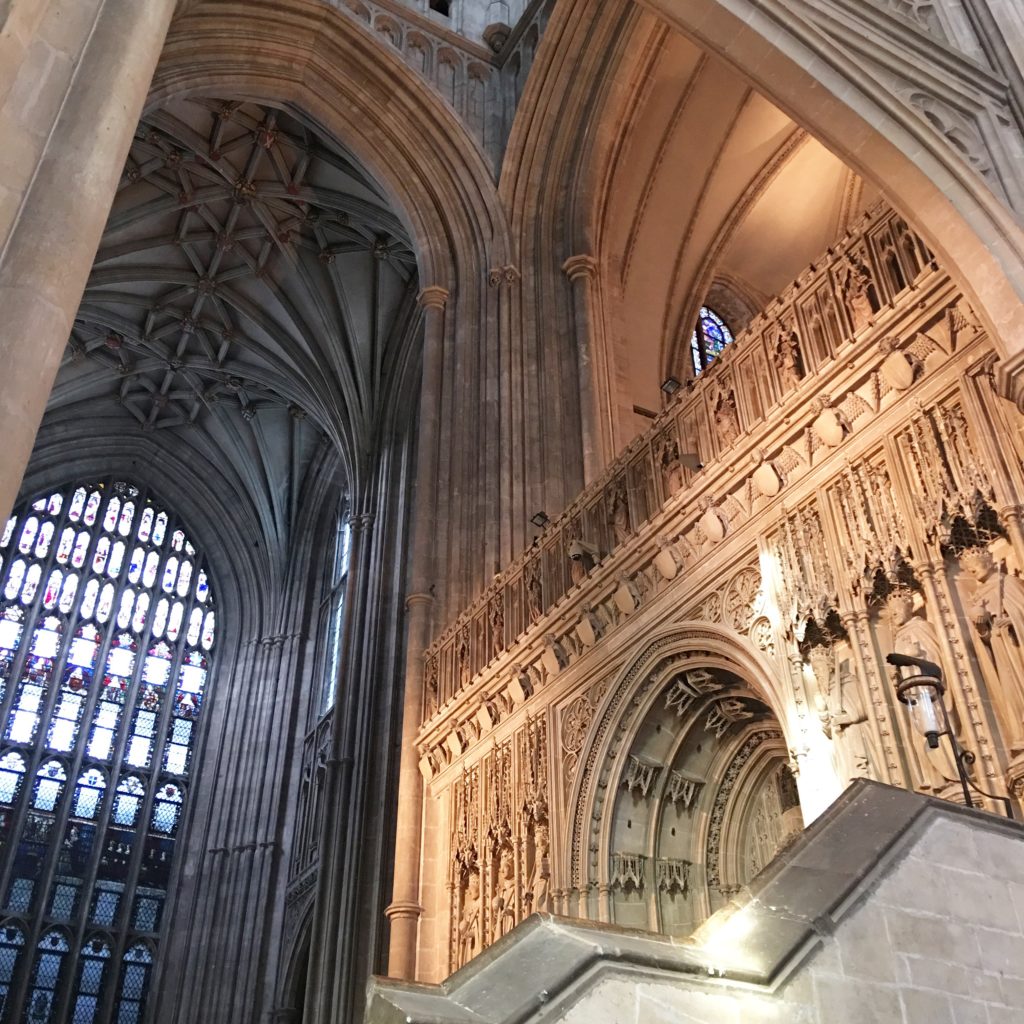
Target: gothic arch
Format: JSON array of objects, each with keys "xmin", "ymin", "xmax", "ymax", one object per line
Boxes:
[
  {"xmin": 152, "ymin": 0, "xmax": 511, "ymax": 289},
  {"xmin": 515, "ymin": 0, "xmax": 1024, "ymax": 418},
  {"xmin": 563, "ymin": 622, "xmax": 792, "ymax": 901}
]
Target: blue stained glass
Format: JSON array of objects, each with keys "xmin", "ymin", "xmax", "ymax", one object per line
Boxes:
[{"xmin": 690, "ymin": 305, "xmax": 735, "ymax": 374}]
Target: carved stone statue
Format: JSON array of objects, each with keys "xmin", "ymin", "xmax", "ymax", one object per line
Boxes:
[
  {"xmin": 713, "ymin": 384, "xmax": 741, "ymax": 447},
  {"xmin": 961, "ymin": 548, "xmax": 1024, "ymax": 753},
  {"xmin": 887, "ymin": 590, "xmax": 960, "ymax": 791},
  {"xmin": 774, "ymin": 327, "xmax": 803, "ymax": 391},
  {"xmin": 525, "ymin": 562, "xmax": 543, "ymax": 624},
  {"xmin": 840, "ymin": 253, "xmax": 876, "ymax": 331},
  {"xmin": 487, "ymin": 593, "xmax": 504, "ymax": 659},
  {"xmin": 492, "ymin": 846, "xmax": 517, "ymax": 939},
  {"xmin": 659, "ymin": 438, "xmax": 685, "ymax": 497},
  {"xmin": 458, "ymin": 869, "xmax": 482, "ymax": 966},
  {"xmin": 808, "ymin": 643, "xmax": 875, "ymax": 786},
  {"xmin": 527, "ymin": 823, "xmax": 550, "ymax": 914},
  {"xmin": 609, "ymin": 482, "xmax": 630, "ymax": 546}
]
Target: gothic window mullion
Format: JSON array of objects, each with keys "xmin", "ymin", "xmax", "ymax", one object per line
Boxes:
[
  {"xmin": 61, "ymin": 514, "xmax": 170, "ymax": 973},
  {"xmin": 0, "ymin": 550, "xmax": 111, "ymax": 910},
  {"xmin": 0, "ymin": 493, "xmax": 81, "ymax": 737},
  {"xmin": 2, "ymin": 487, "xmax": 156, "ymax": 930},
  {"xmin": 106, "ymin": 572, "xmax": 195, "ymax": 946},
  {"xmin": 85, "ymin": 515, "xmax": 187, "ymax": 945},
  {"xmin": 0, "ymin": 483, "xmax": 216, "ymax": 1024}
]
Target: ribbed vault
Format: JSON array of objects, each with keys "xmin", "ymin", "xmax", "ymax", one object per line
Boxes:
[{"xmin": 50, "ymin": 97, "xmax": 419, "ymax": 518}]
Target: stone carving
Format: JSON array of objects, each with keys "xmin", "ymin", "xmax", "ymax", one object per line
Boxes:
[
  {"xmin": 774, "ymin": 325, "xmax": 804, "ymax": 391},
  {"xmin": 908, "ymin": 92, "xmax": 993, "ymax": 178},
  {"xmin": 623, "ymin": 754, "xmax": 660, "ymax": 797},
  {"xmin": 808, "ymin": 643, "xmax": 876, "ymax": 785},
  {"xmin": 838, "ymin": 251, "xmax": 877, "ymax": 331},
  {"xmin": 568, "ymin": 538, "xmax": 598, "ymax": 586},
  {"xmin": 609, "ymin": 852, "xmax": 644, "ymax": 892},
  {"xmin": 712, "ymin": 381, "xmax": 741, "ymax": 447},
  {"xmin": 487, "ymin": 592, "xmax": 504, "ymax": 657},
  {"xmin": 608, "ymin": 480, "xmax": 631, "ymax": 546},
  {"xmin": 665, "ymin": 770, "xmax": 703, "ymax": 810},
  {"xmin": 525, "ymin": 822, "xmax": 550, "ymax": 913},
  {"xmin": 705, "ymin": 699, "xmax": 754, "ymax": 739},
  {"xmin": 723, "ymin": 567, "xmax": 763, "ymax": 633},
  {"xmin": 961, "ymin": 548, "xmax": 1024, "ymax": 753},
  {"xmin": 525, "ymin": 561, "xmax": 543, "ymax": 624},
  {"xmin": 457, "ymin": 870, "xmax": 482, "ymax": 965},
  {"xmin": 656, "ymin": 858, "xmax": 691, "ymax": 896},
  {"xmin": 659, "ymin": 437, "xmax": 686, "ymax": 497},
  {"xmin": 491, "ymin": 846, "xmax": 517, "ymax": 940},
  {"xmin": 665, "ymin": 669, "xmax": 723, "ymax": 718}
]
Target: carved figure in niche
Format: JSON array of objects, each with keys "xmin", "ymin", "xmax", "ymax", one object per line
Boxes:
[
  {"xmin": 526, "ymin": 822, "xmax": 550, "ymax": 913},
  {"xmin": 808, "ymin": 644, "xmax": 875, "ymax": 785},
  {"xmin": 774, "ymin": 327, "xmax": 803, "ymax": 392},
  {"xmin": 961, "ymin": 548, "xmax": 1024, "ymax": 753},
  {"xmin": 887, "ymin": 589, "xmax": 961, "ymax": 790},
  {"xmin": 458, "ymin": 869, "xmax": 483, "ymax": 966},
  {"xmin": 568, "ymin": 539, "xmax": 597, "ymax": 586},
  {"xmin": 492, "ymin": 846, "xmax": 518, "ymax": 939},
  {"xmin": 840, "ymin": 253, "xmax": 876, "ymax": 331},
  {"xmin": 713, "ymin": 383, "xmax": 741, "ymax": 447},
  {"xmin": 659, "ymin": 438, "xmax": 685, "ymax": 497},
  {"xmin": 487, "ymin": 593, "xmax": 504, "ymax": 659},
  {"xmin": 525, "ymin": 562, "xmax": 543, "ymax": 625},
  {"xmin": 425, "ymin": 656, "xmax": 439, "ymax": 716},
  {"xmin": 456, "ymin": 624, "xmax": 471, "ymax": 687},
  {"xmin": 609, "ymin": 482, "xmax": 630, "ymax": 546}
]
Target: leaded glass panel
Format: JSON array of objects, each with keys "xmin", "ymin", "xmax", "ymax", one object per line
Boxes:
[
  {"xmin": 0, "ymin": 481, "xmax": 215, "ymax": 1022},
  {"xmin": 689, "ymin": 305, "xmax": 735, "ymax": 375}
]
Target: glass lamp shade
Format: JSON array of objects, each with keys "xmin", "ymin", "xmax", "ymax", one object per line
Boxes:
[{"xmin": 904, "ymin": 683, "xmax": 944, "ymax": 748}]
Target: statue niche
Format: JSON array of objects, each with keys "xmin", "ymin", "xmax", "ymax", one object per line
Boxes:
[
  {"xmin": 456, "ymin": 868, "xmax": 483, "ymax": 968},
  {"xmin": 491, "ymin": 844, "xmax": 517, "ymax": 941},
  {"xmin": 960, "ymin": 547, "xmax": 1024, "ymax": 755},
  {"xmin": 806, "ymin": 636, "xmax": 877, "ymax": 786}
]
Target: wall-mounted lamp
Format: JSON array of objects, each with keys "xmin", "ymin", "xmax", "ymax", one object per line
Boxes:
[
  {"xmin": 661, "ymin": 376, "xmax": 682, "ymax": 396},
  {"xmin": 887, "ymin": 652, "xmax": 1013, "ymax": 818},
  {"xmin": 530, "ymin": 511, "xmax": 551, "ymax": 529}
]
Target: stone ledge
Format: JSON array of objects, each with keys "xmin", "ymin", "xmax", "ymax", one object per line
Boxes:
[{"xmin": 365, "ymin": 781, "xmax": 1024, "ymax": 1023}]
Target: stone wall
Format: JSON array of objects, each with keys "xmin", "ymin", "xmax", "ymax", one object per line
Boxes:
[
  {"xmin": 565, "ymin": 814, "xmax": 1024, "ymax": 1023},
  {"xmin": 366, "ymin": 783, "xmax": 1024, "ymax": 1024}
]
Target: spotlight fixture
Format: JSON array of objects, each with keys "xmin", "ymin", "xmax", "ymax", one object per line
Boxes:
[
  {"xmin": 531, "ymin": 511, "xmax": 551, "ymax": 529},
  {"xmin": 661, "ymin": 376, "xmax": 682, "ymax": 396},
  {"xmin": 887, "ymin": 651, "xmax": 1013, "ymax": 818}
]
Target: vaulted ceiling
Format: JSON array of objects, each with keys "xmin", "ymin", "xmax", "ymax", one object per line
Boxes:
[
  {"xmin": 594, "ymin": 22, "xmax": 877, "ymax": 423},
  {"xmin": 43, "ymin": 98, "xmax": 420, "ymax": 555}
]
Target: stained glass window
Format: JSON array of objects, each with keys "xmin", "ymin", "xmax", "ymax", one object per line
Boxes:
[
  {"xmin": 690, "ymin": 305, "xmax": 735, "ymax": 375},
  {"xmin": 320, "ymin": 512, "xmax": 351, "ymax": 712},
  {"xmin": 0, "ymin": 481, "xmax": 215, "ymax": 1022}
]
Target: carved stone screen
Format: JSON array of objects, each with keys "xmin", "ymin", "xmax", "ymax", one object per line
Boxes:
[{"xmin": 0, "ymin": 481, "xmax": 214, "ymax": 1023}]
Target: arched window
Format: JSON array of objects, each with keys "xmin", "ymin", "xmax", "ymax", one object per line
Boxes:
[
  {"xmin": 320, "ymin": 512, "xmax": 351, "ymax": 713},
  {"xmin": 690, "ymin": 306, "xmax": 735, "ymax": 375},
  {"xmin": 0, "ymin": 481, "xmax": 215, "ymax": 1022}
]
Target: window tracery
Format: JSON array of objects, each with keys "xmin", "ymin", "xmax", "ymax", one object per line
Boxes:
[
  {"xmin": 690, "ymin": 306, "xmax": 735, "ymax": 375},
  {"xmin": 0, "ymin": 481, "xmax": 214, "ymax": 1023}
]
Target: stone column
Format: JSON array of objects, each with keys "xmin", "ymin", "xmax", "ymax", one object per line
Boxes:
[
  {"xmin": 563, "ymin": 255, "xmax": 615, "ymax": 482},
  {"xmin": 387, "ymin": 286, "xmax": 448, "ymax": 979},
  {"xmin": 0, "ymin": 0, "xmax": 176, "ymax": 521}
]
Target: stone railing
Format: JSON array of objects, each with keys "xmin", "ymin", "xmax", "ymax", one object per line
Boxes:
[
  {"xmin": 328, "ymin": 0, "xmax": 551, "ymax": 161},
  {"xmin": 420, "ymin": 204, "xmax": 938, "ymax": 730}
]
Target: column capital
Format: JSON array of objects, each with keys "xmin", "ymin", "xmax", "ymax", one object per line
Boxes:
[
  {"xmin": 385, "ymin": 900, "xmax": 425, "ymax": 921},
  {"xmin": 418, "ymin": 285, "xmax": 449, "ymax": 310},
  {"xmin": 350, "ymin": 511, "xmax": 376, "ymax": 532},
  {"xmin": 562, "ymin": 254, "xmax": 599, "ymax": 282},
  {"xmin": 405, "ymin": 591, "xmax": 435, "ymax": 610}
]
